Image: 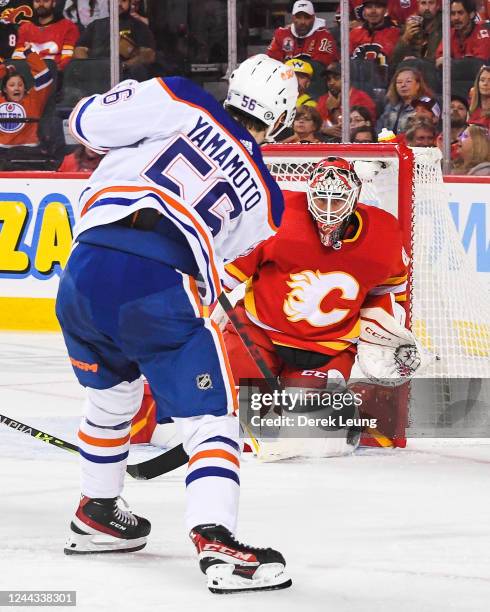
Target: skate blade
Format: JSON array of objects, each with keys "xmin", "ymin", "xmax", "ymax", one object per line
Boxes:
[
  {"xmin": 206, "ymin": 563, "xmax": 292, "ymax": 594},
  {"xmin": 64, "ymin": 531, "xmax": 147, "ymax": 555}
]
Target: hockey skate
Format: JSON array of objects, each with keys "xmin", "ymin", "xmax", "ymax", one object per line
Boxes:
[
  {"xmin": 190, "ymin": 524, "xmax": 292, "ymax": 594},
  {"xmin": 64, "ymin": 496, "xmax": 151, "ymax": 555}
]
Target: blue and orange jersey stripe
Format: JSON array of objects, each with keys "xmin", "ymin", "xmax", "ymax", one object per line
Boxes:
[{"xmin": 79, "ymin": 184, "xmax": 222, "ymax": 303}]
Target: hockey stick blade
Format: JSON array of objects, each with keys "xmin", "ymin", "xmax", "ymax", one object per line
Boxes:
[{"xmin": 126, "ymin": 443, "xmax": 189, "ymax": 480}]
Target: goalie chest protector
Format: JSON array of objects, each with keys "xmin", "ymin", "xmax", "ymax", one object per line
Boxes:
[{"xmin": 245, "ymin": 190, "xmax": 407, "ymax": 354}]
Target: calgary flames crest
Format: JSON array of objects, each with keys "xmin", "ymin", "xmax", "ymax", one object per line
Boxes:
[{"xmin": 283, "ymin": 270, "xmax": 360, "ymax": 327}]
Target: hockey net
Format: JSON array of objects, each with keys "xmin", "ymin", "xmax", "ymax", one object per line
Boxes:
[{"xmin": 261, "ymin": 143, "xmax": 490, "ymax": 441}]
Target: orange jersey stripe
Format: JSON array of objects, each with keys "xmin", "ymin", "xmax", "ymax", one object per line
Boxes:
[
  {"xmin": 157, "ymin": 78, "xmax": 278, "ymax": 233},
  {"xmin": 188, "ymin": 448, "xmax": 240, "ymax": 468},
  {"xmin": 78, "ymin": 430, "xmax": 131, "ymax": 447},
  {"xmin": 188, "ymin": 276, "xmax": 204, "ymax": 316}
]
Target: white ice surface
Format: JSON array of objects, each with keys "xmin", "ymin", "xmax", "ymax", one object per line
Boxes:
[{"xmin": 1, "ymin": 332, "xmax": 490, "ymax": 612}]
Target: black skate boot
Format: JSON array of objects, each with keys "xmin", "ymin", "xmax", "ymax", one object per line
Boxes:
[
  {"xmin": 190, "ymin": 524, "xmax": 292, "ymax": 594},
  {"xmin": 64, "ymin": 496, "xmax": 151, "ymax": 555}
]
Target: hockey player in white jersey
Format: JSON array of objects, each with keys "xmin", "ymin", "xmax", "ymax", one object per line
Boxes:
[{"xmin": 56, "ymin": 55, "xmax": 297, "ymax": 593}]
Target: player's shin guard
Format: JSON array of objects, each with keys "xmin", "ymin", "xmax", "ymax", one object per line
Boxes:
[
  {"xmin": 177, "ymin": 414, "xmax": 241, "ymax": 534},
  {"xmin": 78, "ymin": 380, "xmax": 144, "ymax": 498}
]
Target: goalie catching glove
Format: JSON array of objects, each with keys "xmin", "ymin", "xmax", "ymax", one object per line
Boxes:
[{"xmin": 357, "ymin": 303, "xmax": 430, "ymax": 386}]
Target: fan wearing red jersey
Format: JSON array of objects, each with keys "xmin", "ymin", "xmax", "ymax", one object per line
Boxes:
[
  {"xmin": 222, "ymin": 157, "xmax": 425, "ymax": 455},
  {"xmin": 12, "ymin": 0, "xmax": 79, "ymax": 71}
]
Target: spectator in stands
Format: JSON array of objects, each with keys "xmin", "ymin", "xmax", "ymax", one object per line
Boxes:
[
  {"xmin": 453, "ymin": 124, "xmax": 490, "ymax": 174},
  {"xmin": 349, "ymin": 104, "xmax": 374, "ymax": 131},
  {"xmin": 57, "ymin": 143, "xmax": 103, "ymax": 171},
  {"xmin": 130, "ymin": 0, "xmax": 148, "ymax": 26},
  {"xmin": 317, "ymin": 62, "xmax": 377, "ymax": 139},
  {"xmin": 435, "ymin": 0, "xmax": 490, "ymax": 66},
  {"xmin": 63, "ymin": 1, "xmax": 109, "ymax": 30},
  {"xmin": 392, "ymin": 0, "xmax": 442, "ymax": 67},
  {"xmin": 376, "ymin": 66, "xmax": 434, "ymax": 133},
  {"xmin": 344, "ymin": 0, "xmax": 418, "ymax": 28},
  {"xmin": 404, "ymin": 115, "xmax": 438, "ymax": 145},
  {"xmin": 279, "ymin": 105, "xmax": 324, "ymax": 143},
  {"xmin": 285, "ymin": 58, "xmax": 317, "ymax": 108},
  {"xmin": 468, "ymin": 65, "xmax": 490, "ymax": 129},
  {"xmin": 73, "ymin": 0, "xmax": 155, "ymax": 80},
  {"xmin": 12, "ymin": 0, "xmax": 79, "ymax": 71},
  {"xmin": 266, "ymin": 1, "xmax": 338, "ymax": 69},
  {"xmin": 0, "ymin": 1, "xmax": 34, "ymax": 63},
  {"xmin": 349, "ymin": 0, "xmax": 401, "ymax": 66},
  {"xmin": 435, "ymin": 95, "xmax": 469, "ymax": 158},
  {"xmin": 412, "ymin": 95, "xmax": 441, "ymax": 127},
  {"xmin": 351, "ymin": 124, "xmax": 378, "ymax": 142},
  {"xmin": 0, "ymin": 44, "xmax": 54, "ymax": 147}
]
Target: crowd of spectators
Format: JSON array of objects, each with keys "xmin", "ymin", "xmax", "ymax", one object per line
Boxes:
[{"xmin": 0, "ymin": 0, "xmax": 489, "ymax": 174}]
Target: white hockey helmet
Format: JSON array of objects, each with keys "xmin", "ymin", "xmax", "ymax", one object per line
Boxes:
[{"xmin": 225, "ymin": 54, "xmax": 298, "ymax": 140}]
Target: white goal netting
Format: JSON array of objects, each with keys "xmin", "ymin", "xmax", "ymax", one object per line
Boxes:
[{"xmin": 263, "ymin": 144, "xmax": 490, "ymax": 436}]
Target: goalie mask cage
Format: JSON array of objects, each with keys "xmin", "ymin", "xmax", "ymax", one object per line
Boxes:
[{"xmin": 262, "ymin": 143, "xmax": 490, "ymax": 444}]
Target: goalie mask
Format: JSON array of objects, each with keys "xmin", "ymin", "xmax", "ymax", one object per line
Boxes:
[{"xmin": 307, "ymin": 157, "xmax": 362, "ymax": 247}]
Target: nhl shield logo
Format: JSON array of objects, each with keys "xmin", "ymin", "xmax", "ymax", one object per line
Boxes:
[{"xmin": 196, "ymin": 373, "xmax": 213, "ymax": 390}]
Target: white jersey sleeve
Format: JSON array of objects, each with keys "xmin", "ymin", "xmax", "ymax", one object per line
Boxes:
[{"xmin": 69, "ymin": 79, "xmax": 170, "ymax": 152}]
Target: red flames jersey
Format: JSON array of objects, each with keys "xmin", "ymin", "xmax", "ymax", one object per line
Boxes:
[
  {"xmin": 435, "ymin": 23, "xmax": 490, "ymax": 61},
  {"xmin": 224, "ymin": 191, "xmax": 407, "ymax": 357},
  {"xmin": 0, "ymin": 1, "xmax": 33, "ymax": 61},
  {"xmin": 13, "ymin": 17, "xmax": 79, "ymax": 70},
  {"xmin": 349, "ymin": 22, "xmax": 401, "ymax": 65},
  {"xmin": 267, "ymin": 24, "xmax": 339, "ymax": 67}
]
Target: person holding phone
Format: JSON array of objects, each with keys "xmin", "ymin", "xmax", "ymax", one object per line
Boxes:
[{"xmin": 392, "ymin": 0, "xmax": 442, "ymax": 67}]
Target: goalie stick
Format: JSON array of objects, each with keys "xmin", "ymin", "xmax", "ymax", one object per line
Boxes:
[{"xmin": 126, "ymin": 292, "xmax": 282, "ymax": 479}]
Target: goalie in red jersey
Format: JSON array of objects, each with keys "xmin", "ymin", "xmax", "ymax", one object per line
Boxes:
[{"xmin": 221, "ymin": 157, "xmax": 426, "ymax": 455}]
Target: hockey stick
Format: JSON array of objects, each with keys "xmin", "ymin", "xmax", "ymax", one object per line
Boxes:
[
  {"xmin": 126, "ymin": 292, "xmax": 281, "ymax": 479},
  {"xmin": 0, "ymin": 413, "xmax": 79, "ymax": 455},
  {"xmin": 0, "ymin": 412, "xmax": 187, "ymax": 480}
]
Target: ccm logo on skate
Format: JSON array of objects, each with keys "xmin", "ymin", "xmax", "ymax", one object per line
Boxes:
[
  {"xmin": 110, "ymin": 521, "xmax": 127, "ymax": 531},
  {"xmin": 203, "ymin": 543, "xmax": 257, "ymax": 562},
  {"xmin": 70, "ymin": 357, "xmax": 98, "ymax": 373}
]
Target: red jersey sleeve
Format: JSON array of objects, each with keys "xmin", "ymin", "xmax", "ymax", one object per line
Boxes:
[
  {"xmin": 223, "ymin": 237, "xmax": 272, "ymax": 290},
  {"xmin": 12, "ymin": 21, "xmax": 28, "ymax": 56},
  {"xmin": 363, "ymin": 229, "xmax": 408, "ymax": 313},
  {"xmin": 59, "ymin": 19, "xmax": 79, "ymax": 70},
  {"xmin": 266, "ymin": 28, "xmax": 285, "ymax": 61}
]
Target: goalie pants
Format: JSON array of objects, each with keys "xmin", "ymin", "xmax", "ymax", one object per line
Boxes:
[
  {"xmin": 56, "ymin": 243, "xmax": 240, "ymax": 532},
  {"xmin": 222, "ymin": 301, "xmax": 356, "ymax": 387}
]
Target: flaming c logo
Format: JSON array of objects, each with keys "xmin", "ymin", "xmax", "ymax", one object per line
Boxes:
[
  {"xmin": 283, "ymin": 270, "xmax": 360, "ymax": 328},
  {"xmin": 0, "ymin": 3, "xmax": 33, "ymax": 24}
]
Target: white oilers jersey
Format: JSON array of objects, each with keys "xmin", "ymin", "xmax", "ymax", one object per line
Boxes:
[{"xmin": 69, "ymin": 77, "xmax": 284, "ymax": 305}]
